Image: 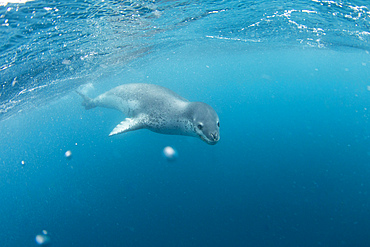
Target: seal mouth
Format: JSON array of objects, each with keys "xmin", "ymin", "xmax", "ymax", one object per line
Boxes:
[{"xmin": 199, "ymin": 135, "xmax": 218, "ymax": 145}]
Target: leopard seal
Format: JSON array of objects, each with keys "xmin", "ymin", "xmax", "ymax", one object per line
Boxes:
[{"xmin": 77, "ymin": 83, "xmax": 220, "ymax": 145}]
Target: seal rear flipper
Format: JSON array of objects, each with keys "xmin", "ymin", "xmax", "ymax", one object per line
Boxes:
[
  {"xmin": 109, "ymin": 117, "xmax": 144, "ymax": 136},
  {"xmin": 76, "ymin": 91, "xmax": 96, "ymax": 110}
]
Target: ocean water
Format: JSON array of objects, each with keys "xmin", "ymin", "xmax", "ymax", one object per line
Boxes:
[{"xmin": 1, "ymin": 0, "xmax": 370, "ymax": 246}]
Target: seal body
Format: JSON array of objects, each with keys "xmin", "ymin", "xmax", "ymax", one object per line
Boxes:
[{"xmin": 78, "ymin": 83, "xmax": 220, "ymax": 145}]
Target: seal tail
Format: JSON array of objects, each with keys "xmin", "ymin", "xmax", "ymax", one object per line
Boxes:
[{"xmin": 76, "ymin": 91, "xmax": 96, "ymax": 110}]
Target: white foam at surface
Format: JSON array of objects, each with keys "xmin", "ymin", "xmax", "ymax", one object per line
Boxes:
[{"xmin": 0, "ymin": 0, "xmax": 34, "ymax": 6}]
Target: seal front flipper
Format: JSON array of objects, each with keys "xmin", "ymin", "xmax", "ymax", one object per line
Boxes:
[
  {"xmin": 76, "ymin": 91, "xmax": 96, "ymax": 110},
  {"xmin": 109, "ymin": 116, "xmax": 145, "ymax": 136}
]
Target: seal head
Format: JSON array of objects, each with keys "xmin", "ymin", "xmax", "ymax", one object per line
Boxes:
[{"xmin": 187, "ymin": 102, "xmax": 220, "ymax": 145}]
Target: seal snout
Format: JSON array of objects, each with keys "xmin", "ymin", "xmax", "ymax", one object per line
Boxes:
[
  {"xmin": 205, "ymin": 131, "xmax": 219, "ymax": 145},
  {"xmin": 211, "ymin": 132, "xmax": 219, "ymax": 142}
]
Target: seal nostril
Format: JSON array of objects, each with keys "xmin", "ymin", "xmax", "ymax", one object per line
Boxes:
[{"xmin": 211, "ymin": 132, "xmax": 218, "ymax": 141}]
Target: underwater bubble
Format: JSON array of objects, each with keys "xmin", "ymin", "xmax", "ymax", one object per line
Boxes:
[
  {"xmin": 35, "ymin": 232, "xmax": 50, "ymax": 245},
  {"xmin": 21, "ymin": 160, "xmax": 25, "ymax": 166},
  {"xmin": 64, "ymin": 150, "xmax": 72, "ymax": 160},
  {"xmin": 163, "ymin": 146, "xmax": 177, "ymax": 161}
]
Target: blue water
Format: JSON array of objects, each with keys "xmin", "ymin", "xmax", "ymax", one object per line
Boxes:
[{"xmin": 1, "ymin": 0, "xmax": 370, "ymax": 246}]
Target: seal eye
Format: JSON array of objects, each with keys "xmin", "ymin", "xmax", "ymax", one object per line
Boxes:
[
  {"xmin": 217, "ymin": 121, "xmax": 220, "ymax": 127},
  {"xmin": 197, "ymin": 123, "xmax": 203, "ymax": 130}
]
